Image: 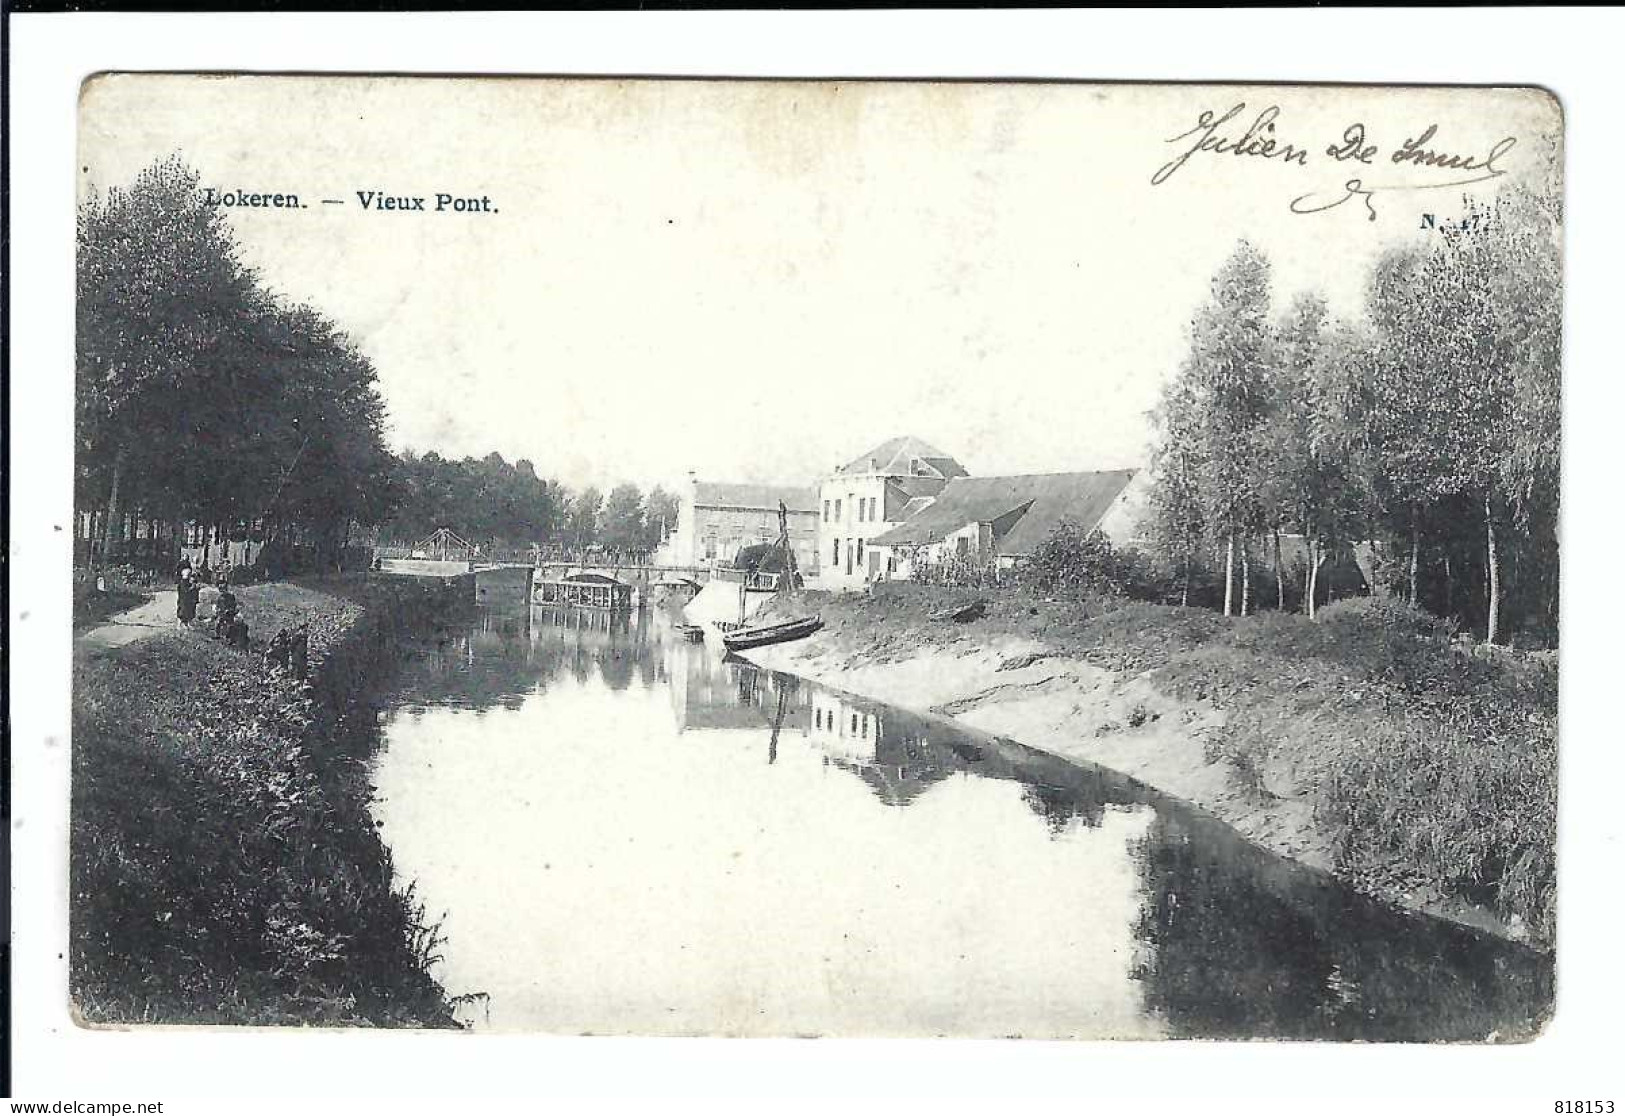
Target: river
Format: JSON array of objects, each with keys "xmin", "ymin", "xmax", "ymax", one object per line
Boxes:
[{"xmin": 368, "ymin": 599, "xmax": 1553, "ymax": 1040}]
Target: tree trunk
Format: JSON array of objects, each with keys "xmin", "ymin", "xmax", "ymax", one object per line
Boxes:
[
  {"xmin": 1443, "ymin": 552, "xmax": 1453, "ymax": 617},
  {"xmin": 1180, "ymin": 553, "xmax": 1191, "ymax": 608},
  {"xmin": 1303, "ymin": 540, "xmax": 1315, "ymax": 616},
  {"xmin": 1273, "ymin": 527, "xmax": 1284, "ymax": 612},
  {"xmin": 1307, "ymin": 540, "xmax": 1326, "ymax": 620},
  {"xmin": 100, "ymin": 448, "xmax": 126, "ymax": 567},
  {"xmin": 1408, "ymin": 515, "xmax": 1421, "ymax": 607},
  {"xmin": 1223, "ymin": 533, "xmax": 1236, "ymax": 617},
  {"xmin": 1486, "ymin": 494, "xmax": 1501, "ymax": 645},
  {"xmin": 1240, "ymin": 540, "xmax": 1251, "ymax": 617}
]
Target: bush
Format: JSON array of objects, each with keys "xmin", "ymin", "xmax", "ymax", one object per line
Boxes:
[
  {"xmin": 1020, "ymin": 522, "xmax": 1129, "ymax": 597},
  {"xmin": 1317, "ymin": 595, "xmax": 1458, "ymax": 642}
]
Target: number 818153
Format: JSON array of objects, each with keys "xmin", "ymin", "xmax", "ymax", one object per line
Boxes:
[{"xmin": 1556, "ymin": 1103, "xmax": 1614, "ymax": 1113}]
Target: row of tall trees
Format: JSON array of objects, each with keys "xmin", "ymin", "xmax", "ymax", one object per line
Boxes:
[
  {"xmin": 383, "ymin": 458, "xmax": 679, "ymax": 554},
  {"xmin": 77, "ymin": 157, "xmax": 684, "ymax": 570},
  {"xmin": 77, "ymin": 157, "xmax": 397, "ymax": 566},
  {"xmin": 1146, "ymin": 186, "xmax": 1561, "ymax": 644}
]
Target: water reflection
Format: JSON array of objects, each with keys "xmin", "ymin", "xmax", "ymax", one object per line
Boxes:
[{"xmin": 369, "ymin": 605, "xmax": 1552, "ymax": 1039}]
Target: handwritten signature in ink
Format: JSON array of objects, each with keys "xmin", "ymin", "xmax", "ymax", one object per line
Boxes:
[{"xmin": 1289, "ymin": 128, "xmax": 1518, "ymax": 220}]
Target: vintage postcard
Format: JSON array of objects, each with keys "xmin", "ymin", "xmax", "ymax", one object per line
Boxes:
[{"xmin": 72, "ymin": 75, "xmax": 1560, "ymax": 1040}]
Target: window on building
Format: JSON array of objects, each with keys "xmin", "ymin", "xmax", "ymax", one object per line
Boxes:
[
  {"xmin": 705, "ymin": 536, "xmax": 717, "ymax": 560},
  {"xmin": 823, "ymin": 500, "xmax": 829, "ymax": 522},
  {"xmin": 956, "ymin": 536, "xmax": 970, "ymax": 557},
  {"xmin": 856, "ymin": 537, "xmax": 865, "ymax": 562},
  {"xmin": 851, "ymin": 713, "xmax": 858, "ymax": 734},
  {"xmin": 858, "ymin": 499, "xmax": 866, "ymax": 523},
  {"xmin": 832, "ymin": 537, "xmax": 840, "ymax": 565},
  {"xmin": 834, "ymin": 498, "xmax": 842, "ymax": 522}
]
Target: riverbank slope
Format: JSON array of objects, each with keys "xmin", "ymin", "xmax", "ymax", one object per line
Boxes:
[
  {"xmin": 71, "ymin": 575, "xmax": 463, "ymax": 1027},
  {"xmin": 742, "ymin": 583, "xmax": 1556, "ymax": 948}
]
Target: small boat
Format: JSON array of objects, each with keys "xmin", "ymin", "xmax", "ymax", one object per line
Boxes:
[
  {"xmin": 673, "ymin": 622, "xmax": 707, "ymax": 642},
  {"xmin": 721, "ymin": 615, "xmax": 823, "ymax": 652}
]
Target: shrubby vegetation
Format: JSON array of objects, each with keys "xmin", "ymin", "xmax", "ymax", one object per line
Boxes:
[
  {"xmin": 907, "ymin": 551, "xmax": 1004, "ymax": 590},
  {"xmin": 71, "ymin": 579, "xmax": 460, "ymax": 1025},
  {"xmin": 1020, "ymin": 522, "xmax": 1134, "ymax": 598}
]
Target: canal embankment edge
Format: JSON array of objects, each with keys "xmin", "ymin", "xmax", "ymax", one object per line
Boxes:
[
  {"xmin": 70, "ymin": 574, "xmax": 471, "ymax": 1028},
  {"xmin": 739, "ymin": 584, "xmax": 1556, "ymax": 951}
]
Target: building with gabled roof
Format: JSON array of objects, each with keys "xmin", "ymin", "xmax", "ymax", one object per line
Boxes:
[
  {"xmin": 655, "ymin": 474, "xmax": 820, "ymax": 575},
  {"xmin": 817, "ymin": 435, "xmax": 972, "ymax": 590},
  {"xmin": 869, "ymin": 468, "xmax": 1147, "ymax": 579},
  {"xmin": 834, "ymin": 435, "xmax": 969, "ymax": 483}
]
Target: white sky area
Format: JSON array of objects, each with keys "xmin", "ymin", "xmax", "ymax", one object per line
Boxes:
[{"xmin": 79, "ymin": 77, "xmax": 1559, "ymax": 494}]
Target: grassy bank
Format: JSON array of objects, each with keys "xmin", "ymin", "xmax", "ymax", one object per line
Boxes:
[
  {"xmin": 71, "ymin": 575, "xmax": 461, "ymax": 1027},
  {"xmin": 752, "ymin": 583, "xmax": 1557, "ymax": 947}
]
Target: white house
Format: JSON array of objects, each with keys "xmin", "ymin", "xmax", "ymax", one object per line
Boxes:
[{"xmin": 816, "ymin": 435, "xmax": 968, "ymax": 590}]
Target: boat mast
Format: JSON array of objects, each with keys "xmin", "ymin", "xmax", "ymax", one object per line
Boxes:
[{"xmin": 776, "ymin": 500, "xmax": 798, "ymax": 596}]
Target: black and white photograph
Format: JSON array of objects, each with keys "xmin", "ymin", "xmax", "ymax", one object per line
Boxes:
[{"xmin": 66, "ymin": 74, "xmax": 1561, "ymax": 1042}]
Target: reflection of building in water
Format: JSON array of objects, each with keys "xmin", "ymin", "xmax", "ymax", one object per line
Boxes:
[
  {"xmin": 807, "ymin": 692, "xmax": 957, "ymax": 807},
  {"xmin": 529, "ymin": 605, "xmax": 662, "ymax": 691},
  {"xmin": 666, "ymin": 640, "xmax": 809, "ymax": 734}
]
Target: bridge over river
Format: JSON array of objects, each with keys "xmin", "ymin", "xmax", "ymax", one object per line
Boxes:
[{"xmin": 373, "ymin": 556, "xmax": 718, "ymax": 598}]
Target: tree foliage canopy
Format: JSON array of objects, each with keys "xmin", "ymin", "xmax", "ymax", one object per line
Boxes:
[
  {"xmin": 1146, "ymin": 187, "xmax": 1561, "ymax": 644},
  {"xmin": 77, "ymin": 157, "xmax": 396, "ymax": 558}
]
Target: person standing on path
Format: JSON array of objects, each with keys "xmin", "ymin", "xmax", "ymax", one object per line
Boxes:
[{"xmin": 176, "ymin": 567, "xmax": 200, "ymax": 629}]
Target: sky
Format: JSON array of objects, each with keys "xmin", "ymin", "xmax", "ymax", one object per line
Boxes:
[{"xmin": 79, "ymin": 76, "xmax": 1560, "ymax": 494}]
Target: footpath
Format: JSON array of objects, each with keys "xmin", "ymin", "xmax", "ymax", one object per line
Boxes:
[{"xmin": 78, "ymin": 588, "xmax": 197, "ymax": 649}]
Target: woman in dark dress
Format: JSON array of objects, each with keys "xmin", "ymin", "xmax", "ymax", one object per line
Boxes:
[{"xmin": 176, "ymin": 568, "xmax": 200, "ymax": 628}]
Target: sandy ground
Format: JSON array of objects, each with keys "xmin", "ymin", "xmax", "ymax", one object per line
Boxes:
[{"xmin": 740, "ymin": 622, "xmax": 1536, "ymax": 941}]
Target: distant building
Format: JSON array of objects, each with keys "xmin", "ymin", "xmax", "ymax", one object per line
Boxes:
[
  {"xmin": 816, "ymin": 435, "xmax": 969, "ymax": 591},
  {"xmin": 656, "ymin": 475, "xmax": 820, "ymax": 575},
  {"xmin": 870, "ymin": 469, "xmax": 1150, "ymax": 579}
]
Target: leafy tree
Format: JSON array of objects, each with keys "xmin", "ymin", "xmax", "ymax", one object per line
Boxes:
[
  {"xmin": 382, "ymin": 451, "xmax": 564, "ymax": 547},
  {"xmin": 1365, "ymin": 187, "xmax": 1560, "ymax": 643},
  {"xmin": 599, "ymin": 484, "xmax": 646, "ymax": 552},
  {"xmin": 567, "ymin": 487, "xmax": 602, "ymax": 549},
  {"xmin": 1254, "ymin": 292, "xmax": 1328, "ymax": 611},
  {"xmin": 1187, "ymin": 242, "xmax": 1275, "ymax": 616},
  {"xmin": 77, "ymin": 157, "xmax": 399, "ymax": 569},
  {"xmin": 77, "ymin": 156, "xmax": 265, "ymax": 559},
  {"xmin": 644, "ymin": 486, "xmax": 680, "ymax": 550},
  {"xmin": 1254, "ymin": 295, "xmax": 1375, "ymax": 617},
  {"xmin": 1146, "ymin": 375, "xmax": 1209, "ymax": 606}
]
